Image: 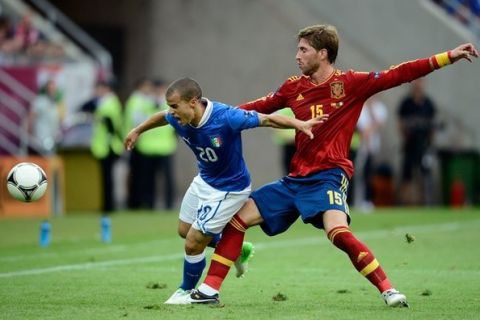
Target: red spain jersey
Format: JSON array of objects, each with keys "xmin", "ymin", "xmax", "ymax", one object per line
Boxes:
[{"xmin": 240, "ymin": 58, "xmax": 434, "ymax": 178}]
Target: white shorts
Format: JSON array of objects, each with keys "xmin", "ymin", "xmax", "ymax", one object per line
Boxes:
[{"xmin": 179, "ymin": 175, "xmax": 251, "ymax": 235}]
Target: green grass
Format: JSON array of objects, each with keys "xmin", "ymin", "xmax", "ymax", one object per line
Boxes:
[{"xmin": 1, "ymin": 208, "xmax": 480, "ymax": 319}]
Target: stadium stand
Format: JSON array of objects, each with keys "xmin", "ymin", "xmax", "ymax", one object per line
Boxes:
[{"xmin": 0, "ymin": 0, "xmax": 112, "ymax": 216}]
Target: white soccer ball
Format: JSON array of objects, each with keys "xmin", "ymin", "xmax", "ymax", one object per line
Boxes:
[{"xmin": 6, "ymin": 162, "xmax": 48, "ymax": 202}]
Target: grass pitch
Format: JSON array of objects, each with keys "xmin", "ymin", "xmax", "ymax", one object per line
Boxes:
[{"xmin": 1, "ymin": 208, "xmax": 480, "ymax": 319}]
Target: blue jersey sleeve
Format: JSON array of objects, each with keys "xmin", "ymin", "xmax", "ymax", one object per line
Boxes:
[
  {"xmin": 164, "ymin": 112, "xmax": 175, "ymax": 125},
  {"xmin": 226, "ymin": 107, "xmax": 260, "ymax": 132},
  {"xmin": 164, "ymin": 112, "xmax": 181, "ymax": 130}
]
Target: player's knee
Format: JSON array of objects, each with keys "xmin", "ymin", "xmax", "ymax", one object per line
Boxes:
[{"xmin": 184, "ymin": 239, "xmax": 204, "ymax": 255}]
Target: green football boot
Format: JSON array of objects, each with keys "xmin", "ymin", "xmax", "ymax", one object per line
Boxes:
[{"xmin": 233, "ymin": 241, "xmax": 255, "ymax": 278}]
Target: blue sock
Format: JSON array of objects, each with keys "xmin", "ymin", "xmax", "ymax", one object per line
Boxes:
[
  {"xmin": 207, "ymin": 233, "xmax": 222, "ymax": 248},
  {"xmin": 179, "ymin": 252, "xmax": 206, "ymax": 290}
]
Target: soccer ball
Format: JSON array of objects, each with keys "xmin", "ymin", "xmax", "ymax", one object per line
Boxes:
[{"xmin": 6, "ymin": 162, "xmax": 48, "ymax": 202}]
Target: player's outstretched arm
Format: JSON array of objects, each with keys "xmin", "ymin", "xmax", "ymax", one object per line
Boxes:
[
  {"xmin": 258, "ymin": 113, "xmax": 329, "ymax": 139},
  {"xmin": 124, "ymin": 111, "xmax": 169, "ymax": 150}
]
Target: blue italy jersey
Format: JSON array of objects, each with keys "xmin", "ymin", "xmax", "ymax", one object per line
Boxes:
[{"xmin": 165, "ymin": 98, "xmax": 260, "ymax": 191}]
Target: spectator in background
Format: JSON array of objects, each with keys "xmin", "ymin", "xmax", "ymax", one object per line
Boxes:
[
  {"xmin": 397, "ymin": 78, "xmax": 437, "ymax": 206},
  {"xmin": 271, "ymin": 108, "xmax": 296, "ymax": 175},
  {"xmin": 28, "ymin": 79, "xmax": 64, "ymax": 155},
  {"xmin": 125, "ymin": 78, "xmax": 155, "ymax": 209},
  {"xmin": 0, "ymin": 15, "xmax": 17, "ymax": 53},
  {"xmin": 13, "ymin": 12, "xmax": 40, "ymax": 53},
  {"xmin": 91, "ymin": 81, "xmax": 123, "ymax": 213},
  {"xmin": 433, "ymin": 0, "xmax": 480, "ymax": 35},
  {"xmin": 125, "ymin": 78, "xmax": 177, "ymax": 210},
  {"xmin": 0, "ymin": 11, "xmax": 64, "ymax": 58},
  {"xmin": 152, "ymin": 79, "xmax": 177, "ymax": 209},
  {"xmin": 352, "ymin": 97, "xmax": 388, "ymax": 211}
]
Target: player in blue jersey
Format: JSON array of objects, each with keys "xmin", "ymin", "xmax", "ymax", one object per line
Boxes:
[{"xmin": 124, "ymin": 77, "xmax": 328, "ymax": 304}]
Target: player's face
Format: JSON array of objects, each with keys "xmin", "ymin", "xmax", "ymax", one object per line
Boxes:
[
  {"xmin": 166, "ymin": 91, "xmax": 196, "ymax": 125},
  {"xmin": 296, "ymin": 38, "xmax": 322, "ymax": 76}
]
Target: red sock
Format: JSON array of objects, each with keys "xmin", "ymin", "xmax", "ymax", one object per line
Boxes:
[
  {"xmin": 204, "ymin": 214, "xmax": 247, "ymax": 290},
  {"xmin": 327, "ymin": 226, "xmax": 392, "ymax": 293}
]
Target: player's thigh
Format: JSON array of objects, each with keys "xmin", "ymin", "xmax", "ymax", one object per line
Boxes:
[
  {"xmin": 179, "ymin": 181, "xmax": 198, "ymax": 226},
  {"xmin": 250, "ymin": 180, "xmax": 299, "ymax": 236},
  {"xmin": 236, "ymin": 198, "xmax": 264, "ymax": 227},
  {"xmin": 177, "ymin": 220, "xmax": 191, "ymax": 238},
  {"xmin": 193, "ymin": 179, "xmax": 251, "ymax": 235},
  {"xmin": 296, "ymin": 169, "xmax": 350, "ymax": 229}
]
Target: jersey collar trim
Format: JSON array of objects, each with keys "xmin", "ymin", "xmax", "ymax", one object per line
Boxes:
[
  {"xmin": 305, "ymin": 68, "xmax": 338, "ymax": 86},
  {"xmin": 196, "ymin": 98, "xmax": 213, "ymax": 128}
]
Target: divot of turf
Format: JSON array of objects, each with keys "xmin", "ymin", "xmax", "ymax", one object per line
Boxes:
[
  {"xmin": 405, "ymin": 233, "xmax": 415, "ymax": 243},
  {"xmin": 143, "ymin": 304, "xmax": 161, "ymax": 310},
  {"xmin": 421, "ymin": 289, "xmax": 432, "ymax": 296},
  {"xmin": 146, "ymin": 282, "xmax": 167, "ymax": 289},
  {"xmin": 336, "ymin": 289, "xmax": 351, "ymax": 294},
  {"xmin": 272, "ymin": 292, "xmax": 287, "ymax": 301}
]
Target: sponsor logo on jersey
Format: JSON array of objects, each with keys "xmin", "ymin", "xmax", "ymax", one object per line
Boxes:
[
  {"xmin": 210, "ymin": 136, "xmax": 222, "ymax": 148},
  {"xmin": 330, "ymin": 81, "xmax": 345, "ymax": 99},
  {"xmin": 296, "ymin": 94, "xmax": 304, "ymax": 101}
]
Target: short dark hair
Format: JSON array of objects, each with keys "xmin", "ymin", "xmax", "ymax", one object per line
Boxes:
[
  {"xmin": 297, "ymin": 24, "xmax": 339, "ymax": 64},
  {"xmin": 166, "ymin": 77, "xmax": 202, "ymax": 102}
]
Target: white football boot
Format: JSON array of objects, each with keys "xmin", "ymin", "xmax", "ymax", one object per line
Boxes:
[
  {"xmin": 164, "ymin": 288, "xmax": 191, "ymax": 305},
  {"xmin": 381, "ymin": 288, "xmax": 409, "ymax": 307}
]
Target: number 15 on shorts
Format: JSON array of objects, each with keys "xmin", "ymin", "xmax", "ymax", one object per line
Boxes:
[{"xmin": 327, "ymin": 190, "xmax": 349, "ymax": 212}]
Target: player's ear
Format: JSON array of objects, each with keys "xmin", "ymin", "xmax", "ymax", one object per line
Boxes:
[
  {"xmin": 189, "ymin": 97, "xmax": 198, "ymax": 107},
  {"xmin": 319, "ymin": 48, "xmax": 328, "ymax": 60}
]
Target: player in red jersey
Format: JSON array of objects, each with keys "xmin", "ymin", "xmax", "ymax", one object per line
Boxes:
[{"xmin": 188, "ymin": 24, "xmax": 478, "ymax": 306}]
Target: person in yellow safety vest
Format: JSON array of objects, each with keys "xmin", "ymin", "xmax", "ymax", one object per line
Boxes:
[
  {"xmin": 272, "ymin": 107, "xmax": 296, "ymax": 175},
  {"xmin": 91, "ymin": 80, "xmax": 123, "ymax": 213},
  {"xmin": 125, "ymin": 78, "xmax": 177, "ymax": 209}
]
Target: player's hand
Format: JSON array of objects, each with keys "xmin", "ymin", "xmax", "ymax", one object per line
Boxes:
[
  {"xmin": 124, "ymin": 130, "xmax": 139, "ymax": 151},
  {"xmin": 300, "ymin": 114, "xmax": 329, "ymax": 139},
  {"xmin": 450, "ymin": 43, "xmax": 479, "ymax": 63}
]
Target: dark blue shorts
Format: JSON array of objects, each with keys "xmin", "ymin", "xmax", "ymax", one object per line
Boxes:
[{"xmin": 251, "ymin": 168, "xmax": 351, "ymax": 236}]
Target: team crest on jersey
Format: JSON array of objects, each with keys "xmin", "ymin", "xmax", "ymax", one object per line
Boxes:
[
  {"xmin": 210, "ymin": 136, "xmax": 222, "ymax": 148},
  {"xmin": 330, "ymin": 81, "xmax": 345, "ymax": 99}
]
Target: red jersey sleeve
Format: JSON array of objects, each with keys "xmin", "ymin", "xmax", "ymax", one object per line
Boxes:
[
  {"xmin": 349, "ymin": 57, "xmax": 434, "ymax": 98},
  {"xmin": 239, "ymin": 80, "xmax": 290, "ymax": 114}
]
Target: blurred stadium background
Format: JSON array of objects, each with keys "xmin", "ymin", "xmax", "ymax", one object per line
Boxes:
[
  {"xmin": 1, "ymin": 1, "xmax": 480, "ymax": 319},
  {"xmin": 0, "ymin": 0, "xmax": 479, "ymax": 215}
]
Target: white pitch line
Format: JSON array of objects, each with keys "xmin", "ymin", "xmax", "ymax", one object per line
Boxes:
[
  {"xmin": 0, "ymin": 238, "xmax": 178, "ymax": 262},
  {"xmin": 0, "ymin": 253, "xmax": 184, "ymax": 278},
  {"xmin": 1, "ymin": 219, "xmax": 479, "ymax": 278}
]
